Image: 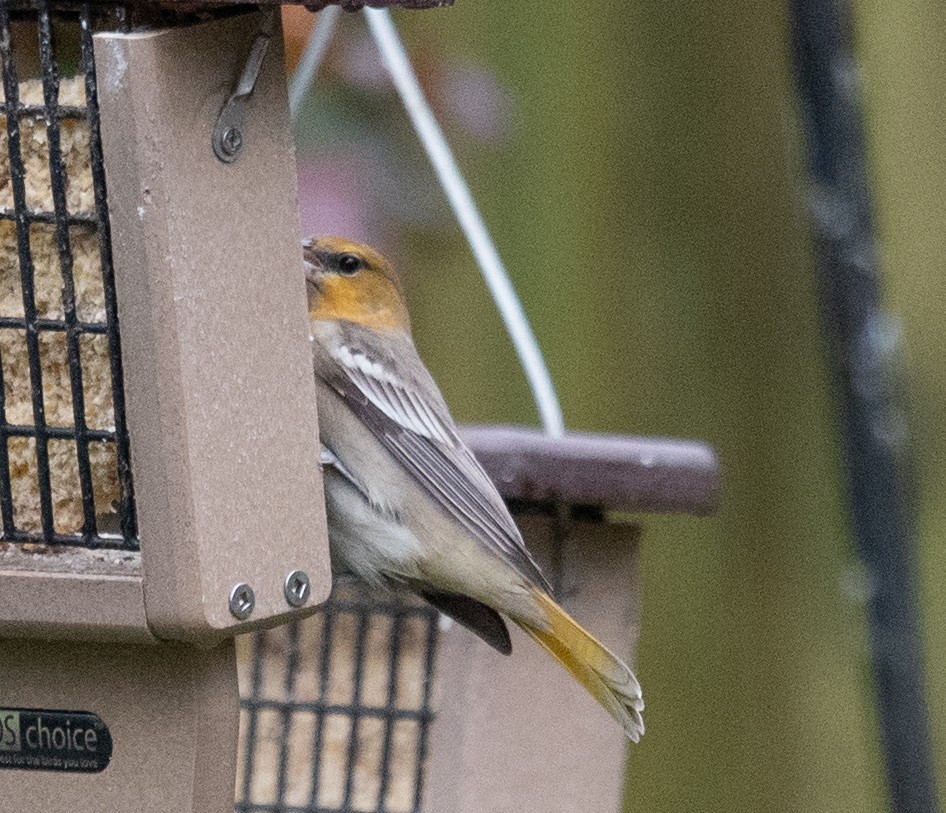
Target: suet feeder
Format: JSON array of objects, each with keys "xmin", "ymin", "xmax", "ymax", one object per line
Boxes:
[{"xmin": 0, "ymin": 2, "xmax": 718, "ymax": 813}]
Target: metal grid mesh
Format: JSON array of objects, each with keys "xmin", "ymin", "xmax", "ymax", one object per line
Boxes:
[
  {"xmin": 0, "ymin": 0, "xmax": 136, "ymax": 548},
  {"xmin": 237, "ymin": 579, "xmax": 440, "ymax": 813}
]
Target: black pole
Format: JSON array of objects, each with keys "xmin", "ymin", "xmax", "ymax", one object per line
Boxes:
[{"xmin": 789, "ymin": 1, "xmax": 939, "ymax": 811}]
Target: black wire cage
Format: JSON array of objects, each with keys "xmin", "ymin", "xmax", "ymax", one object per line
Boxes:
[
  {"xmin": 0, "ymin": 0, "xmax": 136, "ymax": 550},
  {"xmin": 237, "ymin": 580, "xmax": 439, "ymax": 813}
]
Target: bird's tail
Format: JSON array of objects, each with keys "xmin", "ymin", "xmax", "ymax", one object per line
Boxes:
[{"xmin": 516, "ymin": 589, "xmax": 645, "ymax": 742}]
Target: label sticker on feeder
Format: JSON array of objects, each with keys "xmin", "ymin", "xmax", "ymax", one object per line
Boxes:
[{"xmin": 0, "ymin": 709, "xmax": 112, "ymax": 773}]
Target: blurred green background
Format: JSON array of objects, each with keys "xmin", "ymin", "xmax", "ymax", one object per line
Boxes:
[{"xmin": 289, "ymin": 2, "xmax": 946, "ymax": 810}]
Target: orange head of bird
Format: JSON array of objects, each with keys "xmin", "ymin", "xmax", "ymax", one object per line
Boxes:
[{"xmin": 303, "ymin": 236, "xmax": 411, "ymax": 333}]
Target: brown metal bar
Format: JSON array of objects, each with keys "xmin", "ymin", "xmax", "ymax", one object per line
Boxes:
[{"xmin": 100, "ymin": 1, "xmax": 453, "ymax": 8}]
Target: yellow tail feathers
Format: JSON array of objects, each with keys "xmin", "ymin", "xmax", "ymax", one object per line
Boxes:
[{"xmin": 517, "ymin": 590, "xmax": 645, "ymax": 742}]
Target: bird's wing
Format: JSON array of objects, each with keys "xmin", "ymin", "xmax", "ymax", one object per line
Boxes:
[{"xmin": 316, "ymin": 324, "xmax": 550, "ymax": 592}]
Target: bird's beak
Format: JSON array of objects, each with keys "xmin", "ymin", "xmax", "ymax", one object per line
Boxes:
[
  {"xmin": 302, "ymin": 241, "xmax": 326, "ymax": 316},
  {"xmin": 302, "ymin": 240, "xmax": 325, "ymax": 290},
  {"xmin": 304, "ymin": 258, "xmax": 322, "ymax": 287}
]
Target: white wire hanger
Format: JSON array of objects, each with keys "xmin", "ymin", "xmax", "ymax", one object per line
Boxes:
[{"xmin": 290, "ymin": 6, "xmax": 565, "ymax": 438}]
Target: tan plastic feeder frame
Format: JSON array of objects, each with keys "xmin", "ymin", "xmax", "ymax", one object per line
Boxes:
[
  {"xmin": 1, "ymin": 8, "xmax": 332, "ymax": 811},
  {"xmin": 0, "ymin": 4, "xmax": 719, "ymax": 813}
]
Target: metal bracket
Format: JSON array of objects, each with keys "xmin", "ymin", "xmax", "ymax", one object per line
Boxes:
[{"xmin": 212, "ymin": 10, "xmax": 276, "ymax": 163}]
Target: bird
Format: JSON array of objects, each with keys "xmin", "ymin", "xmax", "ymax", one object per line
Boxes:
[{"xmin": 304, "ymin": 235, "xmax": 644, "ymax": 741}]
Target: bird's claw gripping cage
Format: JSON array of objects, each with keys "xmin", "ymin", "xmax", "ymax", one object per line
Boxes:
[{"xmin": 0, "ymin": 3, "xmax": 718, "ymax": 812}]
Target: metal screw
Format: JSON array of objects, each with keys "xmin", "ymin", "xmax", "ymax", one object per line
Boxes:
[
  {"xmin": 229, "ymin": 582, "xmax": 255, "ymax": 620},
  {"xmin": 220, "ymin": 126, "xmax": 243, "ymax": 158},
  {"xmin": 284, "ymin": 570, "xmax": 311, "ymax": 608}
]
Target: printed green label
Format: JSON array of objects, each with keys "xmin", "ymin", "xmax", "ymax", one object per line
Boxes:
[{"xmin": 0, "ymin": 709, "xmax": 111, "ymax": 773}]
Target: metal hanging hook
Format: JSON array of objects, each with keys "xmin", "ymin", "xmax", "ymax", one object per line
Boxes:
[{"xmin": 212, "ymin": 9, "xmax": 277, "ymax": 163}]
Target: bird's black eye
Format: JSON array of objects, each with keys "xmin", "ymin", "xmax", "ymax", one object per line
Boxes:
[{"xmin": 336, "ymin": 253, "xmax": 364, "ymax": 275}]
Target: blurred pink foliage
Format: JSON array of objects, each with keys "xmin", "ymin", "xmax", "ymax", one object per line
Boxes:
[{"xmin": 293, "ymin": 17, "xmax": 514, "ymax": 251}]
